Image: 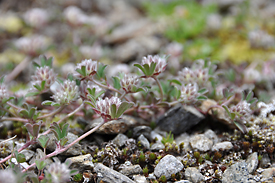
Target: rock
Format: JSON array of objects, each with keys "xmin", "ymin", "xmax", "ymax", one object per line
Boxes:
[
  {"xmin": 175, "ymin": 133, "xmax": 191, "ymax": 151},
  {"xmin": 20, "ymin": 149, "xmax": 35, "ymax": 161},
  {"xmin": 133, "ymin": 175, "xmax": 148, "ymax": 183},
  {"xmin": 112, "ymin": 133, "xmax": 129, "ymax": 147},
  {"xmin": 133, "ymin": 126, "xmax": 152, "ymax": 140},
  {"xmin": 150, "ymin": 142, "xmax": 165, "ymax": 151},
  {"xmin": 204, "ymin": 129, "xmax": 219, "ymax": 144},
  {"xmin": 154, "ymin": 155, "xmax": 183, "ymax": 179},
  {"xmin": 94, "ymin": 163, "xmax": 135, "ymax": 183},
  {"xmin": 85, "ymin": 115, "xmax": 141, "ymax": 135},
  {"xmin": 260, "ymin": 153, "xmax": 271, "ymax": 168},
  {"xmin": 0, "ymin": 140, "xmax": 15, "ymax": 157},
  {"xmin": 119, "ymin": 164, "xmax": 143, "ymax": 176},
  {"xmin": 211, "ymin": 141, "xmax": 233, "ymax": 151},
  {"xmin": 175, "ymin": 181, "xmax": 191, "ymax": 183},
  {"xmin": 11, "ymin": 158, "xmax": 30, "ymax": 170},
  {"xmin": 184, "ymin": 167, "xmax": 204, "ymax": 183},
  {"xmin": 137, "ymin": 134, "xmax": 150, "ymax": 150},
  {"xmin": 150, "ymin": 130, "xmax": 163, "ymax": 143},
  {"xmin": 156, "ymin": 104, "xmax": 204, "ymax": 135},
  {"xmin": 222, "ymin": 161, "xmax": 250, "ymax": 183},
  {"xmin": 246, "ymin": 152, "xmax": 258, "ymax": 174},
  {"xmin": 261, "ymin": 167, "xmax": 275, "ymax": 179},
  {"xmin": 190, "ymin": 134, "xmax": 213, "ymax": 152},
  {"xmin": 67, "ymin": 154, "xmax": 94, "ymax": 172},
  {"xmin": 46, "ymin": 132, "xmax": 82, "ymax": 156},
  {"xmin": 113, "ymin": 36, "xmax": 163, "ymax": 62}
]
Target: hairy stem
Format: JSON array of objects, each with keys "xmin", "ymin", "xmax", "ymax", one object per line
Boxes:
[
  {"xmin": 152, "ymin": 76, "xmax": 164, "ymax": 101},
  {"xmin": 23, "ymin": 119, "xmax": 106, "ymax": 172},
  {"xmin": 37, "ymin": 106, "xmax": 66, "ymax": 120},
  {"xmin": 0, "ymin": 117, "xmax": 29, "ymax": 123}
]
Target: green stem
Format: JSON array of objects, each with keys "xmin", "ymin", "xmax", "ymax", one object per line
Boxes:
[{"xmin": 152, "ymin": 76, "xmax": 164, "ymax": 101}]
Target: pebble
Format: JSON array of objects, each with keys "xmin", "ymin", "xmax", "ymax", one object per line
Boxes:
[
  {"xmin": 154, "ymin": 155, "xmax": 183, "ymax": 179},
  {"xmin": 150, "ymin": 130, "xmax": 163, "ymax": 143},
  {"xmin": 119, "ymin": 164, "xmax": 143, "ymax": 176},
  {"xmin": 157, "ymin": 104, "xmax": 204, "ymax": 135},
  {"xmin": 112, "ymin": 133, "xmax": 129, "ymax": 147},
  {"xmin": 204, "ymin": 129, "xmax": 219, "ymax": 144},
  {"xmin": 20, "ymin": 149, "xmax": 35, "ymax": 161},
  {"xmin": 137, "ymin": 134, "xmax": 150, "ymax": 150},
  {"xmin": 94, "ymin": 163, "xmax": 135, "ymax": 183},
  {"xmin": 133, "ymin": 175, "xmax": 148, "ymax": 183},
  {"xmin": 175, "ymin": 133, "xmax": 191, "ymax": 151},
  {"xmin": 259, "ymin": 153, "xmax": 271, "ymax": 168},
  {"xmin": 133, "ymin": 126, "xmax": 152, "ymax": 140},
  {"xmin": 185, "ymin": 167, "xmax": 204, "ymax": 183},
  {"xmin": 211, "ymin": 141, "xmax": 233, "ymax": 151},
  {"xmin": 261, "ymin": 167, "xmax": 275, "ymax": 179},
  {"xmin": 150, "ymin": 142, "xmax": 165, "ymax": 151},
  {"xmin": 190, "ymin": 134, "xmax": 213, "ymax": 152},
  {"xmin": 222, "ymin": 161, "xmax": 250, "ymax": 183},
  {"xmin": 67, "ymin": 154, "xmax": 94, "ymax": 172},
  {"xmin": 246, "ymin": 152, "xmax": 258, "ymax": 174}
]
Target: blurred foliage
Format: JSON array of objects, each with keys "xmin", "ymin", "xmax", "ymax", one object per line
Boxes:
[{"xmin": 144, "ymin": 0, "xmax": 275, "ymax": 64}]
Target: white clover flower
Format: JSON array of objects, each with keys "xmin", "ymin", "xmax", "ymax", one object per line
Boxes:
[
  {"xmin": 46, "ymin": 160, "xmax": 71, "ymax": 183},
  {"xmin": 230, "ymin": 101, "xmax": 252, "ymax": 118},
  {"xmin": 14, "ymin": 35, "xmax": 50, "ymax": 56},
  {"xmin": 30, "ymin": 66, "xmax": 56, "ymax": 91},
  {"xmin": 94, "ymin": 97, "xmax": 122, "ymax": 120},
  {"xmin": 24, "ymin": 8, "xmax": 49, "ymax": 28},
  {"xmin": 79, "ymin": 80, "xmax": 103, "ymax": 99},
  {"xmin": 75, "ymin": 59, "xmax": 97, "ymax": 79},
  {"xmin": 120, "ymin": 74, "xmax": 139, "ymax": 93},
  {"xmin": 178, "ymin": 68, "xmax": 196, "ymax": 84},
  {"xmin": 0, "ymin": 169, "xmax": 17, "ymax": 183},
  {"xmin": 180, "ymin": 83, "xmax": 199, "ymax": 104},
  {"xmin": 0, "ymin": 84, "xmax": 9, "ymax": 103},
  {"xmin": 52, "ymin": 80, "xmax": 79, "ymax": 105},
  {"xmin": 141, "ymin": 55, "xmax": 167, "ymax": 76}
]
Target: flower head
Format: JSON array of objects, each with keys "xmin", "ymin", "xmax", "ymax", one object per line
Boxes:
[
  {"xmin": 46, "ymin": 159, "xmax": 71, "ymax": 183},
  {"xmin": 0, "ymin": 169, "xmax": 17, "ymax": 183},
  {"xmin": 24, "ymin": 8, "xmax": 49, "ymax": 28},
  {"xmin": 230, "ymin": 101, "xmax": 252, "ymax": 119},
  {"xmin": 30, "ymin": 66, "xmax": 56, "ymax": 92},
  {"xmin": 79, "ymin": 80, "xmax": 103, "ymax": 99},
  {"xmin": 120, "ymin": 74, "xmax": 139, "ymax": 93},
  {"xmin": 94, "ymin": 97, "xmax": 122, "ymax": 120},
  {"xmin": 0, "ymin": 84, "xmax": 9, "ymax": 103},
  {"xmin": 75, "ymin": 59, "xmax": 97, "ymax": 80},
  {"xmin": 141, "ymin": 55, "xmax": 167, "ymax": 76},
  {"xmin": 52, "ymin": 80, "xmax": 79, "ymax": 105},
  {"xmin": 180, "ymin": 83, "xmax": 199, "ymax": 104}
]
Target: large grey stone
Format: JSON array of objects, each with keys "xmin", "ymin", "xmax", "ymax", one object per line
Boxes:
[
  {"xmin": 67, "ymin": 154, "xmax": 94, "ymax": 172},
  {"xmin": 222, "ymin": 161, "xmax": 250, "ymax": 183},
  {"xmin": 190, "ymin": 134, "xmax": 213, "ymax": 152},
  {"xmin": 246, "ymin": 152, "xmax": 258, "ymax": 174},
  {"xmin": 112, "ymin": 133, "xmax": 129, "ymax": 147},
  {"xmin": 211, "ymin": 141, "xmax": 233, "ymax": 151},
  {"xmin": 154, "ymin": 155, "xmax": 183, "ymax": 179},
  {"xmin": 156, "ymin": 104, "xmax": 204, "ymax": 135},
  {"xmin": 94, "ymin": 163, "xmax": 135, "ymax": 183},
  {"xmin": 185, "ymin": 167, "xmax": 204, "ymax": 183}
]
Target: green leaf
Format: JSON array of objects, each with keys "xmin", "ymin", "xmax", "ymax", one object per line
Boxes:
[
  {"xmin": 222, "ymin": 105, "xmax": 231, "ymax": 118},
  {"xmin": 29, "ymin": 107, "xmax": 36, "ymax": 119},
  {"xmin": 0, "ymin": 76, "xmax": 5, "ymax": 84},
  {"xmin": 197, "ymin": 96, "xmax": 207, "ymax": 100},
  {"xmin": 41, "ymin": 100, "xmax": 53, "ymax": 106},
  {"xmin": 81, "ymin": 65, "xmax": 87, "ymax": 77},
  {"xmin": 85, "ymin": 100, "xmax": 96, "ymax": 108},
  {"xmin": 116, "ymin": 102, "xmax": 134, "ymax": 118},
  {"xmin": 46, "ymin": 57, "xmax": 53, "ymax": 67},
  {"xmin": 198, "ymin": 88, "xmax": 208, "ymax": 94},
  {"xmin": 61, "ymin": 123, "xmax": 69, "ymax": 139},
  {"xmin": 168, "ymin": 79, "xmax": 182, "ymax": 86},
  {"xmin": 33, "ymin": 84, "xmax": 42, "ymax": 91},
  {"xmin": 143, "ymin": 64, "xmax": 150, "ymax": 76},
  {"xmin": 51, "ymin": 102, "xmax": 60, "ymax": 107},
  {"xmin": 14, "ymin": 151, "xmax": 26, "ymax": 163},
  {"xmin": 96, "ymin": 64, "xmax": 107, "ymax": 79},
  {"xmin": 50, "ymin": 122, "xmax": 63, "ymax": 140},
  {"xmin": 41, "ymin": 80, "xmax": 46, "ymax": 90},
  {"xmin": 19, "ymin": 109, "xmax": 29, "ymax": 118},
  {"xmin": 112, "ymin": 77, "xmax": 121, "ymax": 90},
  {"xmin": 134, "ymin": 64, "xmax": 146, "ymax": 75},
  {"xmin": 95, "ymin": 90, "xmax": 105, "ymax": 99},
  {"xmin": 38, "ymin": 135, "xmax": 50, "ymax": 149},
  {"xmin": 32, "ymin": 61, "xmax": 40, "ymax": 68},
  {"xmin": 156, "ymin": 102, "xmax": 170, "ymax": 107},
  {"xmin": 75, "ymin": 68, "xmax": 84, "ymax": 76},
  {"xmin": 35, "ymin": 160, "xmax": 47, "ymax": 170},
  {"xmin": 32, "ymin": 123, "xmax": 41, "ymax": 138},
  {"xmin": 60, "ymin": 137, "xmax": 68, "ymax": 147},
  {"xmin": 25, "ymin": 92, "xmax": 40, "ymax": 97},
  {"xmin": 40, "ymin": 55, "xmax": 46, "ymax": 67},
  {"xmin": 148, "ymin": 62, "xmax": 157, "ymax": 76},
  {"xmin": 110, "ymin": 104, "xmax": 117, "ymax": 119},
  {"xmin": 136, "ymin": 87, "xmax": 148, "ymax": 93},
  {"xmin": 233, "ymin": 120, "xmax": 247, "ymax": 134}
]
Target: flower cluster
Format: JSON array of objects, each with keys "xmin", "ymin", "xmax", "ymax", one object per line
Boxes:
[
  {"xmin": 120, "ymin": 74, "xmax": 139, "ymax": 93},
  {"xmin": 45, "ymin": 159, "xmax": 72, "ymax": 183},
  {"xmin": 94, "ymin": 96, "xmax": 122, "ymax": 120},
  {"xmin": 0, "ymin": 84, "xmax": 9, "ymax": 103},
  {"xmin": 23, "ymin": 8, "xmax": 49, "ymax": 28},
  {"xmin": 178, "ymin": 60, "xmax": 210, "ymax": 87},
  {"xmin": 248, "ymin": 29, "xmax": 275, "ymax": 49},
  {"xmin": 230, "ymin": 101, "xmax": 252, "ymax": 119},
  {"xmin": 52, "ymin": 80, "xmax": 79, "ymax": 105},
  {"xmin": 180, "ymin": 83, "xmax": 200, "ymax": 104},
  {"xmin": 75, "ymin": 59, "xmax": 97, "ymax": 80},
  {"xmin": 141, "ymin": 55, "xmax": 167, "ymax": 76},
  {"xmin": 79, "ymin": 80, "xmax": 103, "ymax": 99},
  {"xmin": 30, "ymin": 66, "xmax": 56, "ymax": 92}
]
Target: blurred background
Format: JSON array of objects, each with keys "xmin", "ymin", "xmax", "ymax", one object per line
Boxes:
[{"xmin": 0, "ymin": 0, "xmax": 274, "ymax": 78}]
